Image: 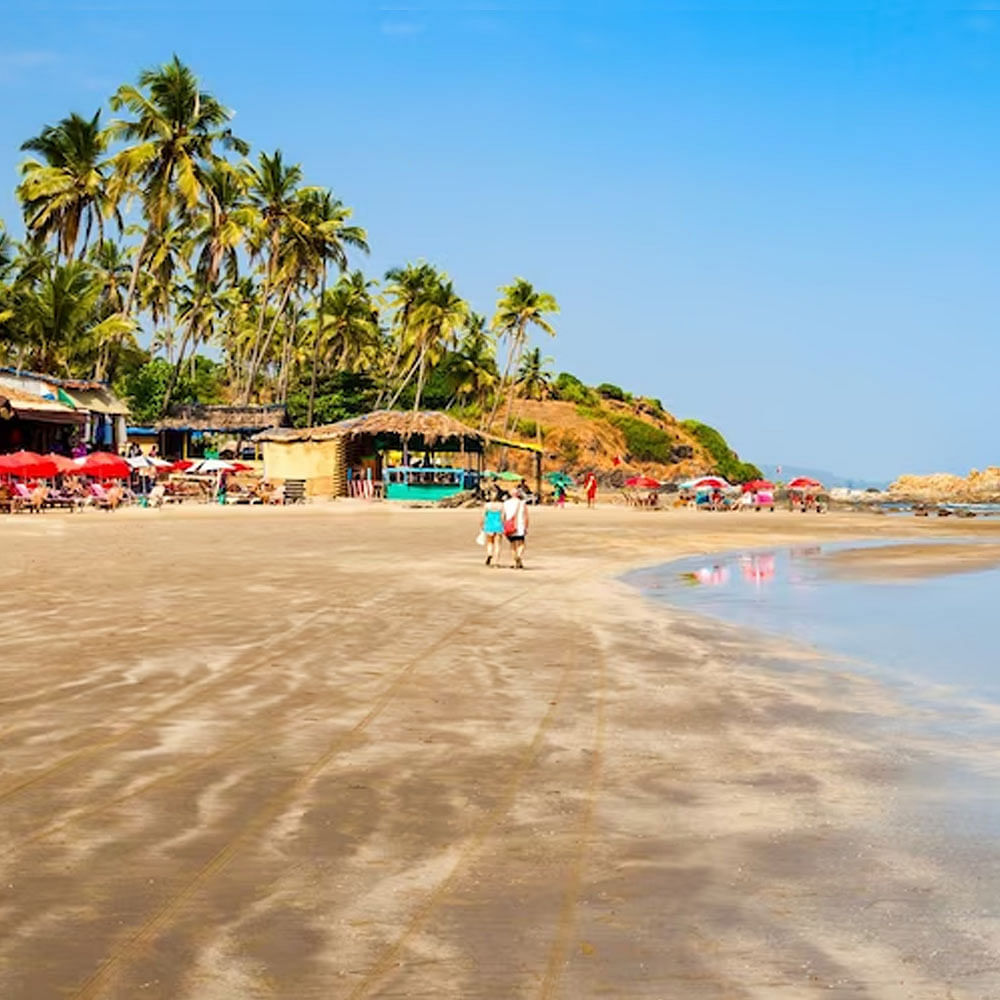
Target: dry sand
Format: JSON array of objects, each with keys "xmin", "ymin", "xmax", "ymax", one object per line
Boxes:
[{"xmin": 1, "ymin": 503, "xmax": 999, "ymax": 999}]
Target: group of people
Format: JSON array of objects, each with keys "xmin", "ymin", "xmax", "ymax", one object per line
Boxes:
[{"xmin": 480, "ymin": 488, "xmax": 529, "ymax": 569}]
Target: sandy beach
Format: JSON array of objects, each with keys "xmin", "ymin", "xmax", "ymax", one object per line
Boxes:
[{"xmin": 2, "ymin": 503, "xmax": 999, "ymax": 999}]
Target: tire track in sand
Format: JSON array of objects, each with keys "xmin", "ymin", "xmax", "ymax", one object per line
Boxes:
[
  {"xmin": 67, "ymin": 586, "xmax": 531, "ymax": 1000},
  {"xmin": 0, "ymin": 582, "xmax": 463, "ymax": 858},
  {"xmin": 344, "ymin": 641, "xmax": 582, "ymax": 1000},
  {"xmin": 0, "ymin": 582, "xmax": 393, "ymax": 807},
  {"xmin": 537, "ymin": 633, "xmax": 607, "ymax": 1000}
]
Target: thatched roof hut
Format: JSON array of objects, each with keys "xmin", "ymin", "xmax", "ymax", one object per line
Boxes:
[
  {"xmin": 255, "ymin": 410, "xmax": 541, "ymax": 499},
  {"xmin": 157, "ymin": 404, "xmax": 287, "ymax": 433},
  {"xmin": 255, "ymin": 409, "xmax": 500, "ymax": 447}
]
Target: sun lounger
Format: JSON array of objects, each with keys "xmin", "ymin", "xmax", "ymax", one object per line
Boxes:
[
  {"xmin": 12, "ymin": 483, "xmax": 42, "ymax": 513},
  {"xmin": 44, "ymin": 488, "xmax": 82, "ymax": 511}
]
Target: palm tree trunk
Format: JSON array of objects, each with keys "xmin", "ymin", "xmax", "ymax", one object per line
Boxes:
[
  {"xmin": 278, "ymin": 309, "xmax": 298, "ymax": 404},
  {"xmin": 386, "ymin": 355, "xmax": 421, "ymax": 409},
  {"xmin": 160, "ymin": 323, "xmax": 196, "ymax": 416},
  {"xmin": 123, "ymin": 230, "xmax": 150, "ymax": 317},
  {"xmin": 485, "ymin": 335, "xmax": 517, "ymax": 432},
  {"xmin": 306, "ymin": 270, "xmax": 327, "ymax": 426},
  {"xmin": 412, "ymin": 349, "xmax": 428, "ymax": 414},
  {"xmin": 243, "ymin": 255, "xmax": 275, "ymax": 399},
  {"xmin": 243, "ymin": 282, "xmax": 292, "ymax": 404}
]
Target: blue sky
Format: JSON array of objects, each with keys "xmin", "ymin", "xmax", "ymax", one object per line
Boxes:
[{"xmin": 1, "ymin": 2, "xmax": 999, "ymax": 479}]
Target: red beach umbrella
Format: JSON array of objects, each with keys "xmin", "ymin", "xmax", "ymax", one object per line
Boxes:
[
  {"xmin": 0, "ymin": 450, "xmax": 58, "ymax": 478},
  {"xmin": 787, "ymin": 476, "xmax": 823, "ymax": 490},
  {"xmin": 689, "ymin": 476, "xmax": 730, "ymax": 490},
  {"xmin": 624, "ymin": 475, "xmax": 661, "ymax": 489},
  {"xmin": 741, "ymin": 479, "xmax": 775, "ymax": 493},
  {"xmin": 75, "ymin": 452, "xmax": 130, "ymax": 479},
  {"xmin": 170, "ymin": 459, "xmax": 194, "ymax": 472},
  {"xmin": 45, "ymin": 453, "xmax": 79, "ymax": 475}
]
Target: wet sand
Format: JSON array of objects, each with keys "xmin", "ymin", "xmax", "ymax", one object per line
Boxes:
[
  {"xmin": 1, "ymin": 504, "xmax": 999, "ymax": 999},
  {"xmin": 822, "ymin": 540, "xmax": 1000, "ymax": 580}
]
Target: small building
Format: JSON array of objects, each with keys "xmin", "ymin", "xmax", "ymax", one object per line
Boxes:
[
  {"xmin": 255, "ymin": 409, "xmax": 543, "ymax": 500},
  {"xmin": 0, "ymin": 367, "xmax": 129, "ymax": 453},
  {"xmin": 156, "ymin": 404, "xmax": 287, "ymax": 459}
]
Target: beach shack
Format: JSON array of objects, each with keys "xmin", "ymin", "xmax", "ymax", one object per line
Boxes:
[
  {"xmin": 0, "ymin": 367, "xmax": 128, "ymax": 453},
  {"xmin": 156, "ymin": 404, "xmax": 287, "ymax": 460},
  {"xmin": 255, "ymin": 409, "xmax": 543, "ymax": 500}
]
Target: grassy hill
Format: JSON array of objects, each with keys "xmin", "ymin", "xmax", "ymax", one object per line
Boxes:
[{"xmin": 469, "ymin": 376, "xmax": 761, "ymax": 484}]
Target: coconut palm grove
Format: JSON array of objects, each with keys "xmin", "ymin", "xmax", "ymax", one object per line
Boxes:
[{"xmin": 0, "ymin": 55, "xmax": 758, "ymax": 480}]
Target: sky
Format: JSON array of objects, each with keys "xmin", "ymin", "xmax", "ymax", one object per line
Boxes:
[{"xmin": 1, "ymin": 1, "xmax": 999, "ymax": 480}]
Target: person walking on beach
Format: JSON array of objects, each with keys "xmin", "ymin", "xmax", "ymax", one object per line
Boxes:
[
  {"xmin": 481, "ymin": 495, "xmax": 504, "ymax": 566},
  {"xmin": 502, "ymin": 489, "xmax": 529, "ymax": 569},
  {"xmin": 583, "ymin": 471, "xmax": 598, "ymax": 508}
]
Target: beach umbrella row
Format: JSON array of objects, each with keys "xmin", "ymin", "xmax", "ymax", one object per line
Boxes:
[{"xmin": 0, "ymin": 450, "xmax": 133, "ymax": 480}]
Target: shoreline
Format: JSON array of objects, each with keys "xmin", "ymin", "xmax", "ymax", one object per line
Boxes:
[{"xmin": 1, "ymin": 504, "xmax": 998, "ymax": 997}]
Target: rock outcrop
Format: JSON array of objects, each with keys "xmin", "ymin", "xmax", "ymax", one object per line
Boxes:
[{"xmin": 888, "ymin": 467, "xmax": 1000, "ymax": 503}]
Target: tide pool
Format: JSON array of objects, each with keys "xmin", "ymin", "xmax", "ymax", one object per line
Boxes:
[{"xmin": 628, "ymin": 540, "xmax": 1000, "ymax": 706}]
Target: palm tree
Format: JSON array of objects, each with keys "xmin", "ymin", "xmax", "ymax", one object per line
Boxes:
[
  {"xmin": 391, "ymin": 273, "xmax": 467, "ymax": 413},
  {"xmin": 137, "ymin": 222, "xmax": 190, "ymax": 360},
  {"xmin": 297, "ymin": 188, "xmax": 369, "ymax": 419},
  {"xmin": 515, "ymin": 347, "xmax": 554, "ymax": 449},
  {"xmin": 18, "ymin": 111, "xmax": 118, "ymax": 262},
  {"xmin": 163, "ymin": 276, "xmax": 227, "ymax": 412},
  {"xmin": 488, "ymin": 277, "xmax": 559, "ymax": 436},
  {"xmin": 242, "ymin": 149, "xmax": 304, "ymax": 400},
  {"xmin": 450, "ymin": 311, "xmax": 498, "ymax": 411},
  {"xmin": 87, "ymin": 238, "xmax": 137, "ymax": 380},
  {"xmin": 377, "ymin": 261, "xmax": 436, "ymax": 407},
  {"xmin": 109, "ymin": 55, "xmax": 248, "ymax": 314},
  {"xmin": 191, "ymin": 160, "xmax": 255, "ymax": 286},
  {"xmin": 307, "ymin": 270, "xmax": 379, "ymax": 423},
  {"xmin": 18, "ymin": 259, "xmax": 101, "ymax": 374},
  {"xmin": 0, "ymin": 225, "xmax": 14, "ymax": 334}
]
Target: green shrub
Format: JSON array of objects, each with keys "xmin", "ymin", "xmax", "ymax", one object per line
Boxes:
[
  {"xmin": 681, "ymin": 419, "xmax": 762, "ymax": 483},
  {"xmin": 560, "ymin": 437, "xmax": 580, "ymax": 464},
  {"xmin": 575, "ymin": 403, "xmax": 605, "ymax": 422},
  {"xmin": 608, "ymin": 414, "xmax": 672, "ymax": 464},
  {"xmin": 553, "ymin": 372, "xmax": 598, "ymax": 406},
  {"xmin": 514, "ymin": 418, "xmax": 538, "ymax": 438},
  {"xmin": 596, "ymin": 382, "xmax": 626, "ymax": 401}
]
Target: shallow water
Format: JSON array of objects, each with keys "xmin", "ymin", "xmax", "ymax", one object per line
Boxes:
[
  {"xmin": 629, "ymin": 540, "xmax": 1000, "ymax": 841},
  {"xmin": 629, "ymin": 539, "xmax": 1000, "ymax": 701}
]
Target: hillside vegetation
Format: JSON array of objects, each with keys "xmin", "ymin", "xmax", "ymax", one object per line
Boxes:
[{"xmin": 474, "ymin": 376, "xmax": 760, "ymax": 484}]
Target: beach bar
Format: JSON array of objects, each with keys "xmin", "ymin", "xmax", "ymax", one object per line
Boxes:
[
  {"xmin": 256, "ymin": 410, "xmax": 542, "ymax": 500},
  {"xmin": 156, "ymin": 404, "xmax": 287, "ymax": 459}
]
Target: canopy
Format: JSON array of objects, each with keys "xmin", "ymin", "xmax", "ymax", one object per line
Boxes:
[
  {"xmin": 183, "ymin": 459, "xmax": 252, "ymax": 474},
  {"xmin": 741, "ymin": 479, "xmax": 775, "ymax": 493},
  {"xmin": 0, "ymin": 451, "xmax": 58, "ymax": 478},
  {"xmin": 787, "ymin": 476, "xmax": 823, "ymax": 490},
  {"xmin": 687, "ymin": 476, "xmax": 731, "ymax": 491},
  {"xmin": 127, "ymin": 455, "xmax": 173, "ymax": 470},
  {"xmin": 75, "ymin": 452, "xmax": 130, "ymax": 479},
  {"xmin": 45, "ymin": 453, "xmax": 80, "ymax": 474},
  {"xmin": 545, "ymin": 472, "xmax": 574, "ymax": 487},
  {"xmin": 624, "ymin": 475, "xmax": 661, "ymax": 489}
]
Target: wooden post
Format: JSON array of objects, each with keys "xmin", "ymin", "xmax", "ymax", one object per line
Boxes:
[{"xmin": 535, "ymin": 449, "xmax": 542, "ymax": 501}]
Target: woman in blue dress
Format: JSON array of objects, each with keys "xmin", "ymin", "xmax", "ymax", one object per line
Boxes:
[{"xmin": 482, "ymin": 496, "xmax": 504, "ymax": 566}]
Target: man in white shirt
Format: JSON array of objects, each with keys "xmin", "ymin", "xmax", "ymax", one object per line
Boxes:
[{"xmin": 501, "ymin": 490, "xmax": 529, "ymax": 569}]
